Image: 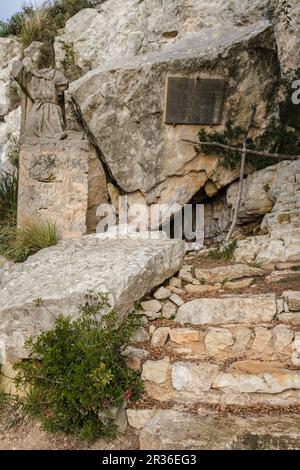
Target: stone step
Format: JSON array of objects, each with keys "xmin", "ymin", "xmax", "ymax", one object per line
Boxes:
[
  {"xmin": 141, "ymin": 358, "xmax": 300, "ymax": 407},
  {"xmin": 136, "ymin": 410, "xmax": 300, "ymax": 450}
]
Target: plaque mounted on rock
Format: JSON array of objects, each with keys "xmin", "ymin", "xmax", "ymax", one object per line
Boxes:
[{"xmin": 165, "ymin": 77, "xmax": 225, "ymax": 125}]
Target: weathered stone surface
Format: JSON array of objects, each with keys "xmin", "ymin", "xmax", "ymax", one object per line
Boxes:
[
  {"xmin": 172, "ymin": 362, "xmax": 219, "ymax": 393},
  {"xmin": 69, "ymin": 20, "xmax": 279, "ymax": 212},
  {"xmin": 283, "ymin": 291, "xmax": 300, "ymax": 312},
  {"xmin": 127, "ymin": 409, "xmax": 156, "ymax": 430},
  {"xmin": 234, "ymin": 161, "xmax": 300, "ymax": 267},
  {"xmin": 184, "ymin": 284, "xmax": 220, "ymax": 294},
  {"xmin": 132, "ymin": 327, "xmax": 150, "ymax": 343},
  {"xmin": 176, "ymin": 295, "xmax": 276, "ymax": 325},
  {"xmin": 22, "ymin": 41, "xmax": 44, "ymax": 70},
  {"xmin": 224, "ymin": 278, "xmax": 254, "ymax": 290},
  {"xmin": 56, "ymin": 1, "xmax": 275, "ymax": 73},
  {"xmin": 195, "ymin": 264, "xmax": 264, "ymax": 283},
  {"xmin": 142, "ymin": 357, "xmax": 170, "ymax": 384},
  {"xmin": 0, "ymin": 256, "xmax": 13, "ymax": 286},
  {"xmin": 251, "ymin": 327, "xmax": 272, "ymax": 354},
  {"xmin": 141, "ymin": 299, "xmax": 162, "ymax": 313},
  {"xmin": 0, "ymin": 37, "xmax": 22, "ymax": 166},
  {"xmin": 205, "ymin": 328, "xmax": 234, "ymax": 355},
  {"xmin": 169, "ymin": 328, "xmax": 199, "ymax": 344},
  {"xmin": 273, "ymin": 325, "xmax": 294, "ymax": 352},
  {"xmin": 162, "ymin": 301, "xmax": 176, "ymax": 320},
  {"xmin": 226, "ymin": 164, "xmax": 282, "ymax": 220},
  {"xmin": 292, "ymin": 333, "xmax": 300, "ymax": 367},
  {"xmin": 17, "ymin": 137, "xmax": 105, "ymax": 239},
  {"xmin": 178, "ymin": 267, "xmax": 194, "ymax": 283},
  {"xmin": 122, "ymin": 347, "xmax": 149, "ymax": 371},
  {"xmin": 153, "ymin": 286, "xmax": 171, "ymax": 301},
  {"xmin": 0, "ymin": 237, "xmax": 184, "ymax": 360},
  {"xmin": 151, "ymin": 327, "xmax": 170, "ymax": 347},
  {"xmin": 213, "ymin": 362, "xmax": 300, "ymax": 394},
  {"xmin": 278, "ymin": 312, "xmax": 300, "ymax": 325},
  {"xmin": 0, "ymin": 37, "xmax": 22, "ymax": 113},
  {"xmin": 168, "ymin": 277, "xmax": 182, "ymax": 289},
  {"xmin": 140, "ymin": 410, "xmax": 300, "ymax": 450},
  {"xmin": 233, "ymin": 326, "xmax": 252, "ymax": 355}
]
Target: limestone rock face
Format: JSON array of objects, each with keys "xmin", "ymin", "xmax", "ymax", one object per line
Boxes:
[
  {"xmin": 69, "ymin": 21, "xmax": 278, "ymax": 209},
  {"xmin": 55, "ymin": 1, "xmax": 273, "ymax": 74},
  {"xmin": 0, "ymin": 236, "xmax": 185, "ymax": 360}
]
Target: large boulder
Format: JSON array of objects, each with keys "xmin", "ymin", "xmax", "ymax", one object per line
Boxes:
[
  {"xmin": 0, "ymin": 235, "xmax": 185, "ymax": 360},
  {"xmin": 69, "ymin": 20, "xmax": 279, "ymax": 209}
]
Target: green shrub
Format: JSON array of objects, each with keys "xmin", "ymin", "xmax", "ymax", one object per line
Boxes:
[
  {"xmin": 207, "ymin": 241, "xmax": 237, "ymax": 262},
  {"xmin": 14, "ymin": 292, "xmax": 142, "ymax": 443}
]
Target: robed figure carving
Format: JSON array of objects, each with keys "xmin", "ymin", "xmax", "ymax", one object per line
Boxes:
[{"xmin": 12, "ymin": 61, "xmax": 68, "ymax": 139}]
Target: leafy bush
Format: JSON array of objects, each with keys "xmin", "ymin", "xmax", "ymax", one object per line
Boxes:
[{"xmin": 14, "ymin": 292, "xmax": 142, "ymax": 442}]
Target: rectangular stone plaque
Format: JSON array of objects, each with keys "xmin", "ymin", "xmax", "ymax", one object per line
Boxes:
[{"xmin": 165, "ymin": 77, "xmax": 225, "ymax": 125}]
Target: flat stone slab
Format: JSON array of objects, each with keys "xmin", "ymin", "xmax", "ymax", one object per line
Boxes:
[
  {"xmin": 139, "ymin": 410, "xmax": 300, "ymax": 450},
  {"xmin": 176, "ymin": 294, "xmax": 276, "ymax": 325},
  {"xmin": 0, "ymin": 235, "xmax": 185, "ymax": 360}
]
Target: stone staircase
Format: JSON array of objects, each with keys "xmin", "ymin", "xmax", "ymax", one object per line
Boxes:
[{"xmin": 126, "ymin": 255, "xmax": 300, "ymax": 449}]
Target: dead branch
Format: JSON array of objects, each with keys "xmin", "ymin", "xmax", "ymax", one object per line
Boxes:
[{"xmin": 181, "ymin": 138, "xmax": 300, "ymax": 161}]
